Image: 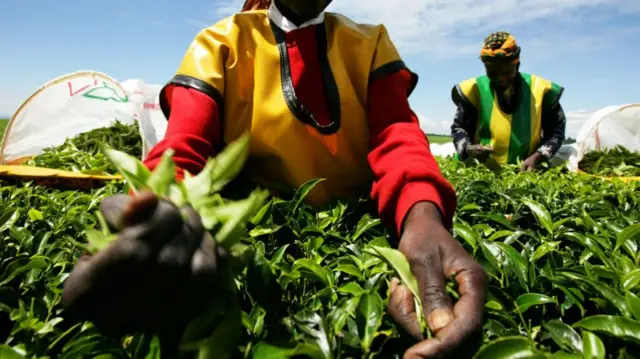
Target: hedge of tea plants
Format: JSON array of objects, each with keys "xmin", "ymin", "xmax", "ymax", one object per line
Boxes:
[{"xmin": 1, "ymin": 123, "xmax": 639, "ymax": 359}]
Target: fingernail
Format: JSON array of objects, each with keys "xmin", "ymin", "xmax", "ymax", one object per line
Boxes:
[
  {"xmin": 428, "ymin": 308, "xmax": 453, "ymax": 332},
  {"xmin": 390, "ymin": 277, "xmax": 399, "ymax": 293}
]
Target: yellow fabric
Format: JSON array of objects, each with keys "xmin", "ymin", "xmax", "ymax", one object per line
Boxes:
[
  {"xmin": 170, "ymin": 11, "xmax": 405, "ymax": 204},
  {"xmin": 577, "ymin": 169, "xmax": 640, "ymax": 184},
  {"xmin": 457, "ymin": 78, "xmax": 480, "ymax": 108},
  {"xmin": 457, "ymin": 74, "xmax": 554, "ymax": 164},
  {"xmin": 0, "ymin": 165, "xmax": 122, "ymax": 190},
  {"xmin": 527, "ymin": 76, "xmax": 552, "ymax": 155},
  {"xmin": 0, "ymin": 165, "xmax": 121, "ymax": 180},
  {"xmin": 457, "ymin": 78, "xmax": 484, "ymax": 145},
  {"xmin": 488, "ymin": 101, "xmax": 512, "ymax": 164}
]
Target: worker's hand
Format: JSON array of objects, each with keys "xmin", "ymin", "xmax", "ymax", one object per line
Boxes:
[
  {"xmin": 520, "ymin": 152, "xmax": 543, "ymax": 172},
  {"xmin": 62, "ymin": 191, "xmax": 228, "ymax": 338},
  {"xmin": 464, "ymin": 144, "xmax": 493, "ymax": 162},
  {"xmin": 389, "ymin": 202, "xmax": 488, "ymax": 358}
]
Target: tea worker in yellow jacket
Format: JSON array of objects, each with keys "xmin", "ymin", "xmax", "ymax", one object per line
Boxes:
[
  {"xmin": 450, "ymin": 31, "xmax": 567, "ymax": 171},
  {"xmin": 60, "ymin": 0, "xmax": 488, "ymax": 358}
]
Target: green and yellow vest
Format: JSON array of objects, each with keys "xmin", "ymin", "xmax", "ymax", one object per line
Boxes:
[{"xmin": 454, "ymin": 73, "xmax": 563, "ymax": 164}]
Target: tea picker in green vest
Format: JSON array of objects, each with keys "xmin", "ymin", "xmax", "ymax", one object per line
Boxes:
[{"xmin": 450, "ymin": 31, "xmax": 567, "ymax": 171}]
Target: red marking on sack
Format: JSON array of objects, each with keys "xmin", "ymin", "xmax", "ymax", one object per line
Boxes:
[{"xmin": 68, "ymin": 79, "xmax": 98, "ymax": 97}]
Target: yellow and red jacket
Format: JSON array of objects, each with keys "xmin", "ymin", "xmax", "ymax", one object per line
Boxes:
[{"xmin": 143, "ymin": 7, "xmax": 456, "ymax": 234}]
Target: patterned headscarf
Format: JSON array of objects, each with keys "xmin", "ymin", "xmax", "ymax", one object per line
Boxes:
[
  {"xmin": 480, "ymin": 31, "xmax": 521, "ymax": 64},
  {"xmin": 242, "ymin": 0, "xmax": 271, "ymax": 11}
]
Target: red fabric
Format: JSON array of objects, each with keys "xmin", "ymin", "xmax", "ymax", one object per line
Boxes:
[
  {"xmin": 286, "ymin": 26, "xmax": 331, "ymax": 127},
  {"xmin": 367, "ymin": 70, "xmax": 457, "ymax": 234},
  {"xmin": 142, "ymin": 85, "xmax": 221, "ymax": 179}
]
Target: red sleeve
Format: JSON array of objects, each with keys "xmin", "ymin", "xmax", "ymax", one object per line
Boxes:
[
  {"xmin": 367, "ymin": 69, "xmax": 457, "ymax": 235},
  {"xmin": 142, "ymin": 85, "xmax": 222, "ymax": 181}
]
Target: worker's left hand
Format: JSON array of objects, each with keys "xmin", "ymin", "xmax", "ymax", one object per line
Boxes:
[
  {"xmin": 389, "ymin": 202, "xmax": 488, "ymax": 358},
  {"xmin": 520, "ymin": 152, "xmax": 543, "ymax": 172}
]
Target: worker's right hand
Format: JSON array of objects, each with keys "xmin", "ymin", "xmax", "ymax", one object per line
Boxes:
[
  {"xmin": 61, "ymin": 191, "xmax": 228, "ymax": 338},
  {"xmin": 465, "ymin": 144, "xmax": 493, "ymax": 162}
]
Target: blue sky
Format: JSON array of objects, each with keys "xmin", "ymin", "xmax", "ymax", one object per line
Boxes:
[{"xmin": 1, "ymin": 0, "xmax": 639, "ymax": 136}]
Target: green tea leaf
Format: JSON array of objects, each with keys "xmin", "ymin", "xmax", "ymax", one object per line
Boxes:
[
  {"xmin": 615, "ymin": 223, "xmax": 640, "ymax": 252},
  {"xmin": 290, "ymin": 178, "xmax": 325, "ymax": 214},
  {"xmin": 27, "ymin": 208, "xmax": 43, "ymax": 221},
  {"xmin": 182, "ymin": 160, "xmax": 217, "ymax": 211},
  {"xmin": 573, "ymin": 315, "xmax": 640, "ymax": 345},
  {"xmin": 246, "ymin": 242, "xmax": 281, "ymax": 313},
  {"xmin": 364, "ymin": 245, "xmax": 427, "ymax": 335},
  {"xmin": 352, "ymin": 215, "xmax": 381, "ymax": 240},
  {"xmin": 496, "ymin": 242, "xmax": 529, "ymax": 289},
  {"xmin": 334, "ymin": 264, "xmax": 364, "ymax": 280},
  {"xmin": 144, "ymin": 336, "xmax": 162, "ymax": 359},
  {"xmin": 200, "ymin": 189, "xmax": 269, "ymax": 248},
  {"xmin": 0, "ymin": 210, "xmax": 20, "ymax": 233},
  {"xmin": 328, "ymin": 296, "xmax": 359, "ymax": 336},
  {"xmin": 521, "ymin": 198, "xmax": 553, "ymax": 235},
  {"xmin": 147, "ymin": 149, "xmax": 175, "ymax": 197},
  {"xmin": 544, "ymin": 320, "xmax": 582, "ymax": 353},
  {"xmin": 0, "ymin": 256, "xmax": 50, "ymax": 286},
  {"xmin": 531, "ymin": 241, "xmax": 561, "ymax": 262},
  {"xmin": 563, "ymin": 232, "xmax": 612, "ymax": 269},
  {"xmin": 208, "ymin": 132, "xmax": 251, "ymax": 192},
  {"xmin": 514, "ymin": 293, "xmax": 557, "ymax": 314},
  {"xmin": 473, "ymin": 336, "xmax": 545, "ymax": 359},
  {"xmin": 621, "ymin": 269, "xmax": 640, "ymax": 291},
  {"xmin": 196, "ymin": 303, "xmax": 242, "ymax": 359},
  {"xmin": 560, "ymin": 272, "xmax": 632, "ymax": 318},
  {"xmin": 84, "ymin": 228, "xmax": 117, "ymax": 254},
  {"xmin": 0, "ymin": 345, "xmax": 25, "ymax": 359},
  {"xmin": 252, "ymin": 342, "xmax": 326, "ymax": 359},
  {"xmin": 293, "ymin": 258, "xmax": 331, "ymax": 286},
  {"xmin": 625, "ymin": 292, "xmax": 640, "ymax": 321},
  {"xmin": 168, "ymin": 182, "xmax": 187, "ymax": 207},
  {"xmin": 454, "ymin": 222, "xmax": 478, "ymax": 250},
  {"xmin": 356, "ymin": 291, "xmax": 383, "ymax": 352},
  {"xmin": 581, "ymin": 330, "xmax": 605, "ymax": 359},
  {"xmin": 102, "ymin": 146, "xmax": 150, "ymax": 193},
  {"xmin": 292, "ymin": 311, "xmax": 333, "ymax": 359},
  {"xmin": 337, "ymin": 282, "xmax": 364, "ymax": 296}
]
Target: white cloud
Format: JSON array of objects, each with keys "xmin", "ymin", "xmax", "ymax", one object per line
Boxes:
[
  {"xmin": 565, "ymin": 109, "xmax": 594, "ymax": 138},
  {"xmin": 214, "ymin": 0, "xmax": 245, "ymax": 17},
  {"xmin": 329, "ymin": 0, "xmax": 639, "ymax": 57},
  {"xmin": 416, "ymin": 111, "xmax": 450, "ymax": 135},
  {"xmin": 186, "ymin": 18, "xmax": 211, "ymax": 29},
  {"xmin": 209, "ymin": 0, "xmax": 639, "ymax": 58}
]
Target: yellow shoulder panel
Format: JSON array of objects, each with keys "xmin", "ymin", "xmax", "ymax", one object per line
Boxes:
[
  {"xmin": 368, "ymin": 24, "xmax": 403, "ymax": 73},
  {"xmin": 529, "ymin": 74, "xmax": 553, "ymax": 100},
  {"xmin": 324, "ymin": 13, "xmax": 403, "ymax": 73},
  {"xmin": 173, "ymin": 11, "xmax": 270, "ymax": 97},
  {"xmin": 526, "ymin": 74, "xmax": 553, "ymax": 154},
  {"xmin": 456, "ymin": 78, "xmax": 480, "ymax": 108},
  {"xmin": 326, "ymin": 15, "xmax": 417, "ymax": 94}
]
